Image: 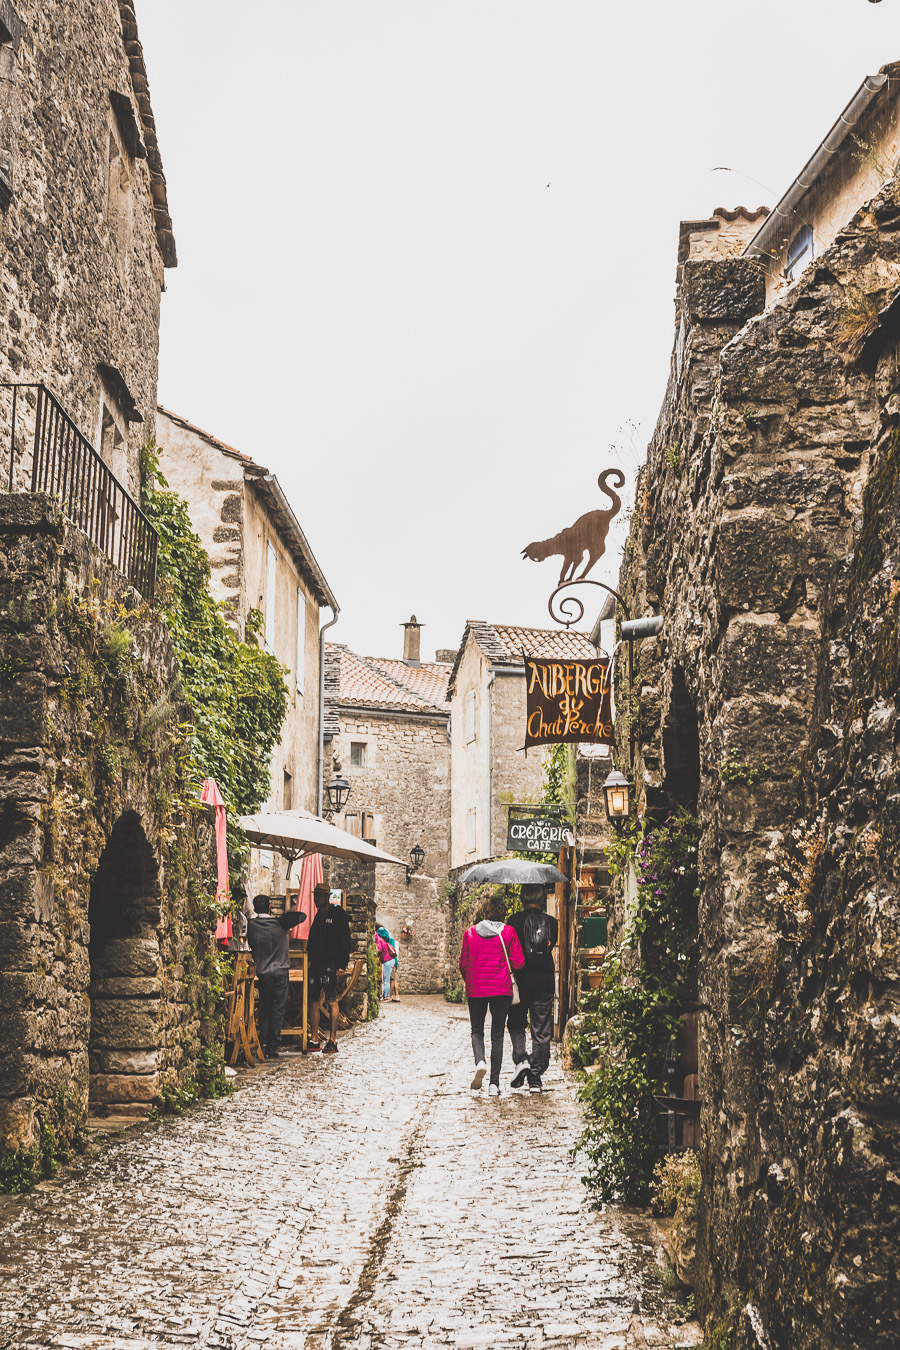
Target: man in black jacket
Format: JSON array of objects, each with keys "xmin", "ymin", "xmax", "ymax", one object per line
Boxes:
[
  {"xmin": 507, "ymin": 884, "xmax": 558, "ymax": 1093},
  {"xmin": 306, "ymin": 886, "xmax": 352, "ymax": 1054},
  {"xmin": 245, "ymin": 894, "xmax": 306, "ymax": 1059}
]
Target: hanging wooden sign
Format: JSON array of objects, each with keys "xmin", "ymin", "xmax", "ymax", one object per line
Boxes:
[
  {"xmin": 507, "ymin": 811, "xmax": 568, "ymax": 853},
  {"xmin": 524, "ymin": 655, "xmax": 613, "ymax": 747}
]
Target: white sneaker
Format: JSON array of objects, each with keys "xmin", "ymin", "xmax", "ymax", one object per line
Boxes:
[
  {"xmin": 488, "ymin": 1083, "xmax": 500, "ymax": 1097},
  {"xmin": 470, "ymin": 1061, "xmax": 487, "ymax": 1090},
  {"xmin": 510, "ymin": 1063, "xmax": 531, "ymax": 1091}
]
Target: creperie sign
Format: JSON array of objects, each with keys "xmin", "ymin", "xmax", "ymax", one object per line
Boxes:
[{"xmin": 524, "ymin": 656, "xmax": 613, "ymax": 747}]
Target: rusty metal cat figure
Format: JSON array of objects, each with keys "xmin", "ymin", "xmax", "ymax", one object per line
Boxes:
[{"xmin": 522, "ymin": 468, "xmax": 625, "ymax": 585}]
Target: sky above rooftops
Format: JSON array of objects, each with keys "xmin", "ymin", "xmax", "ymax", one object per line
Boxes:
[{"xmin": 138, "ymin": 1, "xmax": 894, "ymax": 659}]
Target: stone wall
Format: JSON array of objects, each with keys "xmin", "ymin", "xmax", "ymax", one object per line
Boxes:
[
  {"xmin": 331, "ymin": 708, "xmax": 451, "ymax": 993},
  {"xmin": 0, "ymin": 1, "xmax": 173, "ymax": 498},
  {"xmin": 616, "ymin": 178, "xmax": 900, "ymax": 1347},
  {"xmin": 0, "ymin": 497, "xmax": 217, "ymax": 1158}
]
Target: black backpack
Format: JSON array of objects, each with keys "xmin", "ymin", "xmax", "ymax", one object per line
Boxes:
[{"xmin": 521, "ymin": 910, "xmax": 552, "ymax": 960}]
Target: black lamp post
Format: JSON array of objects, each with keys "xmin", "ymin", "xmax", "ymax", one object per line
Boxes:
[
  {"xmin": 325, "ymin": 771, "xmax": 350, "ymax": 818},
  {"xmin": 406, "ymin": 844, "xmax": 425, "ymax": 885},
  {"xmin": 602, "ymin": 769, "xmax": 633, "ymax": 825}
]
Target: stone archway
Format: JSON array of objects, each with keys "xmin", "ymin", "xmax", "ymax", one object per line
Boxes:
[{"xmin": 88, "ymin": 812, "xmax": 162, "ymax": 1115}]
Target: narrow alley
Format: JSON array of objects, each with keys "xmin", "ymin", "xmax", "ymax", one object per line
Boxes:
[{"xmin": 0, "ymin": 1000, "xmax": 694, "ymax": 1350}]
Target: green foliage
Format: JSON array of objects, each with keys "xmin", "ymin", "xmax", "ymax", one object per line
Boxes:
[
  {"xmin": 195, "ymin": 1046, "xmax": 235, "ymax": 1100},
  {"xmin": 663, "ymin": 441, "xmax": 683, "ymax": 476},
  {"xmin": 0, "ymin": 1090, "xmax": 89, "ymax": 1194},
  {"xmin": 574, "ymin": 810, "xmax": 699, "ymax": 1206},
  {"xmin": 652, "ymin": 1148, "xmax": 701, "ymax": 1215},
  {"xmin": 149, "ymin": 1080, "xmax": 201, "ymax": 1119},
  {"xmin": 366, "ymin": 938, "xmax": 381, "ymax": 1019},
  {"xmin": 543, "ymin": 743, "xmax": 576, "ymax": 822},
  {"xmin": 717, "ymin": 755, "xmax": 770, "ymax": 786},
  {"xmin": 142, "ymin": 448, "xmax": 288, "ymax": 859}
]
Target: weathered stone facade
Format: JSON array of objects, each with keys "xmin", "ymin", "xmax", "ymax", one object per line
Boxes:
[
  {"xmin": 0, "ymin": 1, "xmax": 175, "ymax": 498},
  {"xmin": 0, "ymin": 499, "xmax": 217, "ymax": 1156},
  {"xmin": 156, "ymin": 407, "xmax": 338, "ymax": 895},
  {"xmin": 325, "ymin": 638, "xmax": 452, "ymax": 994},
  {"xmin": 617, "ymin": 175, "xmax": 900, "ymax": 1347}
]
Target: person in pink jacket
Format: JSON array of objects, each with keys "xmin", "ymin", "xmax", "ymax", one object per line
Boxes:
[{"xmin": 458, "ymin": 893, "xmax": 525, "ymax": 1096}]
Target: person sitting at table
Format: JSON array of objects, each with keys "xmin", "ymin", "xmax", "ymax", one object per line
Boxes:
[
  {"xmin": 306, "ymin": 885, "xmax": 351, "ymax": 1055},
  {"xmin": 244, "ymin": 894, "xmax": 306, "ymax": 1060}
]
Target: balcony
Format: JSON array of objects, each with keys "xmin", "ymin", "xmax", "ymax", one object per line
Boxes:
[{"xmin": 2, "ymin": 383, "xmax": 158, "ymax": 600}]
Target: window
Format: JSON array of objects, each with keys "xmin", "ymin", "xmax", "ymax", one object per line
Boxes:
[
  {"xmin": 265, "ymin": 542, "xmax": 277, "ymax": 654},
  {"xmin": 465, "ymin": 690, "xmax": 477, "ymax": 744},
  {"xmin": 466, "ymin": 808, "xmax": 477, "ymax": 854},
  {"xmin": 785, "ymin": 225, "xmax": 814, "ymax": 283},
  {"xmin": 282, "ymin": 770, "xmax": 292, "ymax": 812},
  {"xmin": 295, "ymin": 588, "xmax": 306, "ymax": 694},
  {"xmin": 350, "ymin": 741, "xmax": 367, "ymax": 769}
]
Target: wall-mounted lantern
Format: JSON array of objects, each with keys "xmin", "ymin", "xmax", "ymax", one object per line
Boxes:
[
  {"xmin": 406, "ymin": 844, "xmax": 425, "ymax": 885},
  {"xmin": 602, "ymin": 769, "xmax": 633, "ymax": 825},
  {"xmin": 325, "ymin": 771, "xmax": 351, "ymax": 818}
]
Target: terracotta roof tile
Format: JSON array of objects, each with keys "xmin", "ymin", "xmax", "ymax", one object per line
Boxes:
[
  {"xmin": 326, "ymin": 645, "xmax": 449, "ymax": 715},
  {"xmin": 447, "ymin": 620, "xmax": 596, "ymax": 694}
]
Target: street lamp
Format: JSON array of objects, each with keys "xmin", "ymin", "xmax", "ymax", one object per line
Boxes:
[
  {"xmin": 602, "ymin": 769, "xmax": 633, "ymax": 825},
  {"xmin": 406, "ymin": 844, "xmax": 425, "ymax": 885},
  {"xmin": 325, "ymin": 771, "xmax": 350, "ymax": 817}
]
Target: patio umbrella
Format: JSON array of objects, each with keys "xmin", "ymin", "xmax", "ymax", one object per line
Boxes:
[
  {"xmin": 459, "ymin": 859, "xmax": 568, "ymax": 886},
  {"xmin": 239, "ymin": 808, "xmax": 405, "ymax": 870}
]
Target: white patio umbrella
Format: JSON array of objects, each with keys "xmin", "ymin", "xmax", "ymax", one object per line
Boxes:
[{"xmin": 239, "ymin": 808, "xmax": 405, "ymax": 871}]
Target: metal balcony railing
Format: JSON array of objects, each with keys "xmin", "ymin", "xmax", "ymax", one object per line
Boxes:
[{"xmin": 2, "ymin": 383, "xmax": 158, "ymax": 600}]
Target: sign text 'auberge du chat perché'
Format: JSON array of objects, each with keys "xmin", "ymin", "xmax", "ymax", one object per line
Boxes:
[{"xmin": 523, "ymin": 655, "xmax": 613, "ymax": 749}]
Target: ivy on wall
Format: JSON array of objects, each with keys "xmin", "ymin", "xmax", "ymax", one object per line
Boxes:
[
  {"xmin": 142, "ymin": 450, "xmax": 288, "ymax": 860},
  {"xmin": 573, "ymin": 809, "xmax": 699, "ymax": 1205}
]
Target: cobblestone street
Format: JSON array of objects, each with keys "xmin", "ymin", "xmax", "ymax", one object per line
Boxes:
[{"xmin": 0, "ymin": 998, "xmax": 698, "ymax": 1350}]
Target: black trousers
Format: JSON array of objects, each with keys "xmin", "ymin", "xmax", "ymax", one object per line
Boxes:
[
  {"xmin": 507, "ymin": 989, "xmax": 553, "ymax": 1076},
  {"xmin": 257, "ymin": 971, "xmax": 289, "ymax": 1050},
  {"xmin": 467, "ymin": 995, "xmax": 512, "ymax": 1086}
]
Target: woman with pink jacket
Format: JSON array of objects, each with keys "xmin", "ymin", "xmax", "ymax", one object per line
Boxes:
[{"xmin": 458, "ymin": 893, "xmax": 525, "ymax": 1096}]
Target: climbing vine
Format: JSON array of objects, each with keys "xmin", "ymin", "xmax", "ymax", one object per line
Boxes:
[
  {"xmin": 142, "ymin": 449, "xmax": 288, "ymax": 860},
  {"xmin": 573, "ymin": 809, "xmax": 699, "ymax": 1205}
]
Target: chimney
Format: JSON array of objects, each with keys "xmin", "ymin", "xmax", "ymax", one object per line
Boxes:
[{"xmin": 402, "ymin": 614, "xmax": 422, "ymax": 665}]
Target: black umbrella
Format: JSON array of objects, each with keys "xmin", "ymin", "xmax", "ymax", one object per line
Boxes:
[{"xmin": 459, "ymin": 859, "xmax": 568, "ymax": 886}]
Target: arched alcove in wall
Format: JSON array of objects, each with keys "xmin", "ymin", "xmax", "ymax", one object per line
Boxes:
[
  {"xmin": 87, "ymin": 811, "xmax": 162, "ymax": 1113},
  {"xmin": 661, "ymin": 667, "xmax": 701, "ymax": 812}
]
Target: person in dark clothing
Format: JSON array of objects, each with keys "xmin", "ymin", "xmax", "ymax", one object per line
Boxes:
[
  {"xmin": 306, "ymin": 885, "xmax": 352, "ymax": 1054},
  {"xmin": 507, "ymin": 884, "xmax": 558, "ymax": 1093},
  {"xmin": 245, "ymin": 894, "xmax": 306, "ymax": 1059}
]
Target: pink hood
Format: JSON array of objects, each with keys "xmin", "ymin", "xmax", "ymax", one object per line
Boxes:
[{"xmin": 458, "ymin": 921, "xmax": 525, "ymax": 998}]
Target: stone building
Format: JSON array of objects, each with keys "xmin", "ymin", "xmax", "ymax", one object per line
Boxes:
[
  {"xmin": 324, "ymin": 620, "xmax": 451, "ymax": 993},
  {"xmin": 447, "ymin": 621, "xmax": 595, "ymax": 868},
  {"xmin": 614, "ymin": 63, "xmax": 900, "ymax": 1350},
  {"xmin": 156, "ymin": 407, "xmax": 338, "ymax": 894},
  {"xmin": 0, "ymin": 1, "xmax": 176, "ymax": 498},
  {"xmin": 0, "ymin": 3, "xmax": 220, "ymax": 1163}
]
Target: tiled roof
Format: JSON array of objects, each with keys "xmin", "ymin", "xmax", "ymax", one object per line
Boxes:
[
  {"xmin": 712, "ymin": 205, "xmax": 769, "ymax": 222},
  {"xmin": 369, "ymin": 658, "xmax": 451, "ymax": 708},
  {"xmin": 447, "ymin": 621, "xmax": 596, "ymax": 694},
  {"xmin": 326, "ymin": 645, "xmax": 450, "ymax": 716}
]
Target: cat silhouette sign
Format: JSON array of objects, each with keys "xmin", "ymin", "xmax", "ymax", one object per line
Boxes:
[{"xmin": 522, "ymin": 468, "xmax": 625, "ymax": 585}]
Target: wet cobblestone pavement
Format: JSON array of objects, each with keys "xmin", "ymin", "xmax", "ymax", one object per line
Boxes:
[{"xmin": 0, "ymin": 998, "xmax": 700, "ymax": 1349}]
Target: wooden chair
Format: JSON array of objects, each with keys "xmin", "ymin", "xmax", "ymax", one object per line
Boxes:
[{"xmin": 225, "ymin": 953, "xmax": 265, "ymax": 1067}]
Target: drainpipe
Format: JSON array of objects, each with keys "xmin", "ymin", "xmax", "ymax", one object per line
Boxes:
[{"xmin": 317, "ymin": 605, "xmax": 340, "ymax": 816}]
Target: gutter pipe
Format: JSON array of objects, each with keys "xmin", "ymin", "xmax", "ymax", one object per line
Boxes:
[
  {"xmin": 317, "ymin": 605, "xmax": 340, "ymax": 816},
  {"xmin": 744, "ymin": 71, "xmax": 889, "ymax": 264}
]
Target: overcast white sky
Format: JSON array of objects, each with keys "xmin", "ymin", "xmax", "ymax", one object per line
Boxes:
[{"xmin": 138, "ymin": 1, "xmax": 895, "ymax": 660}]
